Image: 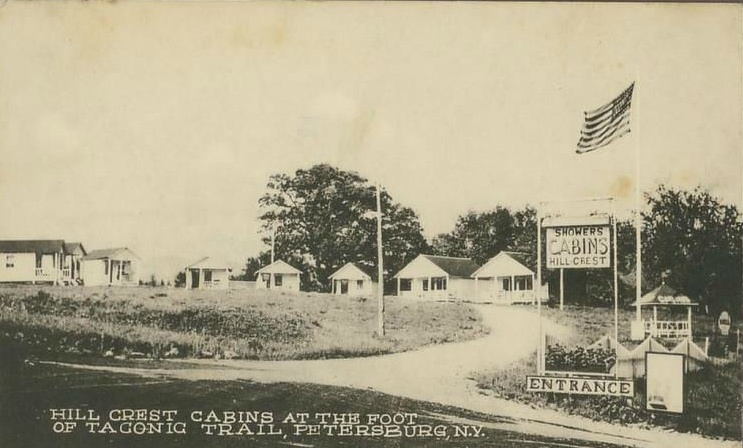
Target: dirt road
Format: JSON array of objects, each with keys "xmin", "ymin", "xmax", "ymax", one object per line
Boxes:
[{"xmin": 54, "ymin": 305, "xmax": 738, "ymax": 448}]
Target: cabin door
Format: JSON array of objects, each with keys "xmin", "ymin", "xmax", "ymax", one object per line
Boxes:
[{"xmin": 191, "ymin": 270, "xmax": 200, "ymax": 288}]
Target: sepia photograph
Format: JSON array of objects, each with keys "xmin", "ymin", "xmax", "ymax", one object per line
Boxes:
[{"xmin": 0, "ymin": 2, "xmax": 741, "ymax": 447}]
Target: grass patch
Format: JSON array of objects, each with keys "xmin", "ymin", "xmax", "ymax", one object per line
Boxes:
[{"xmin": 0, "ymin": 285, "xmax": 487, "ymax": 362}]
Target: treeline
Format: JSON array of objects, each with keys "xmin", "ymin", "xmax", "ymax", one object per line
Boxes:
[{"xmin": 239, "ymin": 164, "xmax": 742, "ymax": 314}]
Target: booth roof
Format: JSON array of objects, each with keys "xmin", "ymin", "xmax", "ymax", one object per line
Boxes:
[{"xmin": 629, "ymin": 283, "xmax": 697, "ymax": 307}]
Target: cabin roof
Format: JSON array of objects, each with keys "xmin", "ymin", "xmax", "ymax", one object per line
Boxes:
[
  {"xmin": 82, "ymin": 247, "xmax": 139, "ymax": 261},
  {"xmin": 0, "ymin": 239, "xmax": 65, "ymax": 254},
  {"xmin": 421, "ymin": 255, "xmax": 480, "ymax": 277}
]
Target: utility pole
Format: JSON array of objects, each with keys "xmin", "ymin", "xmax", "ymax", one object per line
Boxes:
[
  {"xmin": 376, "ymin": 183, "xmax": 385, "ymax": 337},
  {"xmin": 270, "ymin": 221, "xmax": 277, "ymax": 264}
]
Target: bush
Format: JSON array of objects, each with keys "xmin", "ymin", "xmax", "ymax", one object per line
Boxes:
[{"xmin": 545, "ymin": 344, "xmax": 615, "ymax": 373}]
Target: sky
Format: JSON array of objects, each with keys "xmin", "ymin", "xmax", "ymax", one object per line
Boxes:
[{"xmin": 0, "ymin": 2, "xmax": 741, "ymax": 278}]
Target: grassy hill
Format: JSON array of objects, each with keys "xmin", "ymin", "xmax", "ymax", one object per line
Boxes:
[{"xmin": 0, "ymin": 285, "xmax": 487, "ymax": 362}]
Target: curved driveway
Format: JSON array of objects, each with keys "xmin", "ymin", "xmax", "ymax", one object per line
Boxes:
[{"xmin": 57, "ymin": 305, "xmax": 737, "ymax": 448}]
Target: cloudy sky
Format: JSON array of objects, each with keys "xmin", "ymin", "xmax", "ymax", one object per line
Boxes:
[{"xmin": 0, "ymin": 2, "xmax": 740, "ymax": 277}]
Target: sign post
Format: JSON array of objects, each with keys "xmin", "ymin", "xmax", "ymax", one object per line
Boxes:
[{"xmin": 535, "ymin": 198, "xmax": 619, "ymax": 385}]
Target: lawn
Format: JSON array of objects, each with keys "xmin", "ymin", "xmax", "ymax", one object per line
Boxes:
[
  {"xmin": 0, "ymin": 285, "xmax": 488, "ymax": 362},
  {"xmin": 471, "ymin": 303, "xmax": 742, "ymax": 440}
]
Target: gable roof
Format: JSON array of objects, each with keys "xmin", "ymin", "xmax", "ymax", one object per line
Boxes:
[
  {"xmin": 0, "ymin": 240, "xmax": 65, "ymax": 254},
  {"xmin": 255, "ymin": 259, "xmax": 302, "ymax": 275},
  {"xmin": 422, "ymin": 255, "xmax": 480, "ymax": 277},
  {"xmin": 63, "ymin": 242, "xmax": 86, "ymax": 256},
  {"xmin": 471, "ymin": 251, "xmax": 534, "ymax": 278},
  {"xmin": 186, "ymin": 257, "xmax": 232, "ymax": 271},
  {"xmin": 82, "ymin": 247, "xmax": 139, "ymax": 261},
  {"xmin": 630, "ymin": 283, "xmax": 697, "ymax": 307},
  {"xmin": 328, "ymin": 262, "xmax": 376, "ymax": 281},
  {"xmin": 502, "ymin": 251, "xmax": 535, "ymax": 272}
]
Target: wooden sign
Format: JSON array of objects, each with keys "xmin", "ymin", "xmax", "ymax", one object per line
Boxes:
[{"xmin": 526, "ymin": 375, "xmax": 633, "ymax": 397}]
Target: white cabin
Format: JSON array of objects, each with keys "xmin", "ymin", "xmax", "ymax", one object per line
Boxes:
[
  {"xmin": 255, "ymin": 259, "xmax": 301, "ymax": 291},
  {"xmin": 470, "ymin": 251, "xmax": 549, "ymax": 304},
  {"xmin": 328, "ymin": 262, "xmax": 377, "ymax": 297},
  {"xmin": 185, "ymin": 257, "xmax": 231, "ymax": 290},
  {"xmin": 0, "ymin": 240, "xmax": 85, "ymax": 285},
  {"xmin": 81, "ymin": 247, "xmax": 140, "ymax": 286},
  {"xmin": 393, "ymin": 254, "xmax": 480, "ymax": 300}
]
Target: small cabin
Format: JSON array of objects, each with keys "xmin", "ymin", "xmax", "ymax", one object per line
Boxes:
[
  {"xmin": 81, "ymin": 247, "xmax": 140, "ymax": 286},
  {"xmin": 328, "ymin": 262, "xmax": 377, "ymax": 297},
  {"xmin": 470, "ymin": 251, "xmax": 549, "ymax": 304},
  {"xmin": 185, "ymin": 257, "xmax": 232, "ymax": 290},
  {"xmin": 393, "ymin": 254, "xmax": 480, "ymax": 300},
  {"xmin": 255, "ymin": 259, "xmax": 301, "ymax": 291}
]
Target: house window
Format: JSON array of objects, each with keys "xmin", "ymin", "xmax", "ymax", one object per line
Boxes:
[
  {"xmin": 502, "ymin": 278, "xmax": 511, "ymax": 291},
  {"xmin": 400, "ymin": 279, "xmax": 412, "ymax": 291},
  {"xmin": 432, "ymin": 277, "xmax": 447, "ymax": 290},
  {"xmin": 5, "ymin": 255, "xmax": 14, "ymax": 268},
  {"xmin": 204, "ymin": 270, "xmax": 213, "ymax": 282},
  {"xmin": 274, "ymin": 274, "xmax": 283, "ymax": 286},
  {"xmin": 422, "ymin": 279, "xmax": 429, "ymax": 291},
  {"xmin": 357, "ymin": 280, "xmax": 364, "ymax": 289}
]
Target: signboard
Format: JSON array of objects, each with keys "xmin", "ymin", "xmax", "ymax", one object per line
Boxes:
[
  {"xmin": 526, "ymin": 375, "xmax": 633, "ymax": 397},
  {"xmin": 645, "ymin": 353, "xmax": 684, "ymax": 414},
  {"xmin": 545, "ymin": 225, "xmax": 611, "ymax": 269},
  {"xmin": 718, "ymin": 311, "xmax": 731, "ymax": 336}
]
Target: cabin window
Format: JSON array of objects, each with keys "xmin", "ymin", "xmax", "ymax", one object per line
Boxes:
[
  {"xmin": 274, "ymin": 274, "xmax": 283, "ymax": 286},
  {"xmin": 422, "ymin": 279, "xmax": 429, "ymax": 291},
  {"xmin": 515, "ymin": 276, "xmax": 533, "ymax": 290},
  {"xmin": 432, "ymin": 277, "xmax": 447, "ymax": 290},
  {"xmin": 357, "ymin": 280, "xmax": 364, "ymax": 289},
  {"xmin": 502, "ymin": 278, "xmax": 511, "ymax": 291},
  {"xmin": 204, "ymin": 270, "xmax": 213, "ymax": 282},
  {"xmin": 104, "ymin": 260, "xmax": 109, "ymax": 275},
  {"xmin": 5, "ymin": 255, "xmax": 14, "ymax": 268},
  {"xmin": 400, "ymin": 279, "xmax": 412, "ymax": 291}
]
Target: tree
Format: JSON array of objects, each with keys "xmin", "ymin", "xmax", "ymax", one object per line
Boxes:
[
  {"xmin": 174, "ymin": 271, "xmax": 186, "ymax": 287},
  {"xmin": 257, "ymin": 164, "xmax": 429, "ymax": 291},
  {"xmin": 432, "ymin": 206, "xmax": 535, "ymax": 265},
  {"xmin": 642, "ymin": 185, "xmax": 742, "ymax": 314}
]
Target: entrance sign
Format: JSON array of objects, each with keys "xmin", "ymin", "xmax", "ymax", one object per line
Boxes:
[
  {"xmin": 545, "ymin": 225, "xmax": 611, "ymax": 269},
  {"xmin": 526, "ymin": 375, "xmax": 633, "ymax": 397},
  {"xmin": 645, "ymin": 352, "xmax": 684, "ymax": 413}
]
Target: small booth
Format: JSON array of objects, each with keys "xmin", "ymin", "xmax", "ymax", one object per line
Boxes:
[{"xmin": 630, "ymin": 283, "xmax": 697, "ymax": 340}]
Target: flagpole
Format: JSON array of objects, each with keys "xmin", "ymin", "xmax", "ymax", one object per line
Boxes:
[
  {"xmin": 613, "ymin": 200, "xmax": 619, "ymax": 377},
  {"xmin": 376, "ymin": 183, "xmax": 385, "ymax": 337},
  {"xmin": 634, "ymin": 80, "xmax": 642, "ymax": 322}
]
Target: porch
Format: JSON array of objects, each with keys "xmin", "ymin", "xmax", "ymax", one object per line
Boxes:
[{"xmin": 474, "ymin": 274, "xmax": 536, "ymax": 304}]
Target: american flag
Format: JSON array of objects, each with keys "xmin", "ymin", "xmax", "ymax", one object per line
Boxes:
[{"xmin": 576, "ymin": 82, "xmax": 635, "ymax": 154}]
